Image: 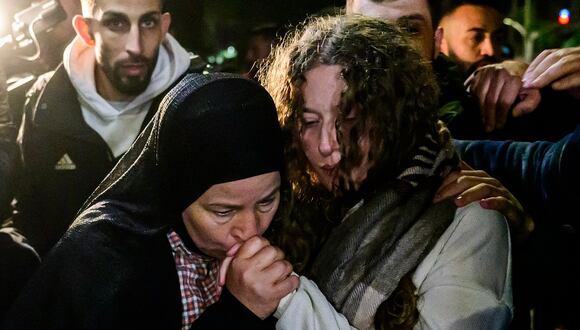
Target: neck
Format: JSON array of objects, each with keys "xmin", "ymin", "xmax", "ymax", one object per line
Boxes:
[{"xmin": 94, "ymin": 66, "xmax": 135, "ymax": 102}]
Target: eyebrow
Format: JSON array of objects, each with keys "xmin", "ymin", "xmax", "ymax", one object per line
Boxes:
[
  {"xmin": 467, "ymin": 27, "xmax": 486, "ymax": 33},
  {"xmin": 259, "ymin": 184, "xmax": 281, "ymax": 202},
  {"xmin": 207, "ymin": 184, "xmax": 281, "ymax": 209},
  {"xmin": 101, "ymin": 10, "xmax": 161, "ymax": 20},
  {"xmin": 397, "ymin": 14, "xmax": 428, "ymax": 24}
]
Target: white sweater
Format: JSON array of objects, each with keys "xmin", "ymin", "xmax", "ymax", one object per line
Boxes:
[{"xmin": 275, "ymin": 202, "xmax": 513, "ymax": 330}]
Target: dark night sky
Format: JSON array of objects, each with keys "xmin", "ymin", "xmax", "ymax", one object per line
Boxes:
[
  {"xmin": 165, "ymin": 0, "xmax": 578, "ymax": 69},
  {"xmin": 166, "ymin": 0, "xmax": 341, "ymax": 58}
]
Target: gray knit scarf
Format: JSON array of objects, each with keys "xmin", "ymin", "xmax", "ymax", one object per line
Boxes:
[{"xmin": 310, "ymin": 132, "xmax": 459, "ymax": 329}]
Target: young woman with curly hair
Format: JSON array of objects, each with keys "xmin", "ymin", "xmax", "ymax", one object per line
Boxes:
[{"xmin": 261, "ymin": 15, "xmax": 513, "ymax": 329}]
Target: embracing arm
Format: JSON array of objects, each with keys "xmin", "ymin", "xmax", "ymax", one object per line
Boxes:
[{"xmin": 454, "ymin": 124, "xmax": 580, "ymax": 228}]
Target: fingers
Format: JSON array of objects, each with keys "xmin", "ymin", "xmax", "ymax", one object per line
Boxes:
[
  {"xmin": 235, "ymin": 236, "xmax": 271, "ymax": 259},
  {"xmin": 523, "ymin": 48, "xmax": 552, "ymax": 78},
  {"xmin": 479, "ymin": 196, "xmax": 535, "ymax": 243},
  {"xmin": 219, "ymin": 243, "xmax": 242, "ymax": 287},
  {"xmin": 482, "ymin": 78, "xmax": 514, "ymax": 131},
  {"xmin": 479, "ymin": 196, "xmax": 522, "ymax": 231},
  {"xmin": 263, "ymin": 259, "xmax": 296, "ymax": 289},
  {"xmin": 434, "ymin": 169, "xmax": 495, "ymax": 202},
  {"xmin": 523, "ymin": 47, "xmax": 580, "ymax": 90},
  {"xmin": 224, "ymin": 237, "xmax": 297, "ymax": 319},
  {"xmin": 251, "ymin": 244, "xmax": 286, "ymax": 271},
  {"xmin": 274, "ymin": 272, "xmax": 300, "ymax": 297},
  {"xmin": 467, "ymin": 65, "xmax": 523, "ymax": 132},
  {"xmin": 512, "ymin": 88, "xmax": 541, "ymax": 117},
  {"xmin": 435, "ymin": 166, "xmax": 536, "ymax": 244},
  {"xmin": 481, "ymin": 77, "xmax": 500, "ymax": 132},
  {"xmin": 495, "ymin": 79, "xmax": 521, "ymax": 129},
  {"xmin": 552, "ymin": 72, "xmax": 580, "ymax": 91},
  {"xmin": 453, "ymin": 181, "xmax": 504, "ymax": 207},
  {"xmin": 479, "ymin": 196, "xmax": 519, "ymax": 219}
]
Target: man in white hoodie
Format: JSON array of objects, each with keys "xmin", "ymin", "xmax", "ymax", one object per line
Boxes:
[{"xmin": 2, "ymin": 0, "xmax": 192, "ymax": 259}]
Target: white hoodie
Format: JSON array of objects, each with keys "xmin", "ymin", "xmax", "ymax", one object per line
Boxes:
[{"xmin": 63, "ymin": 34, "xmax": 191, "ymax": 157}]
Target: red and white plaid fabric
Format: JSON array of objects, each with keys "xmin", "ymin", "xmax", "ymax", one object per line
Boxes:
[{"xmin": 167, "ymin": 230, "xmax": 221, "ymax": 330}]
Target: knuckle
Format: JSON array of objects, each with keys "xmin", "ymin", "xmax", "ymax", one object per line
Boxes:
[
  {"xmin": 276, "ymin": 248, "xmax": 285, "ymax": 260},
  {"xmin": 554, "ymin": 48, "xmax": 566, "ymax": 59},
  {"xmin": 283, "ymin": 260, "xmax": 293, "ymax": 273},
  {"xmin": 473, "ymin": 169, "xmax": 488, "ymax": 176}
]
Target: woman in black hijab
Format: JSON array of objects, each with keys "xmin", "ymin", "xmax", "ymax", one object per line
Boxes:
[{"xmin": 3, "ymin": 73, "xmax": 298, "ymax": 329}]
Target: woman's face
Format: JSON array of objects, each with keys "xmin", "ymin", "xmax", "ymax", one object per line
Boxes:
[
  {"xmin": 299, "ymin": 64, "xmax": 372, "ymax": 191},
  {"xmin": 181, "ymin": 171, "xmax": 281, "ymax": 260}
]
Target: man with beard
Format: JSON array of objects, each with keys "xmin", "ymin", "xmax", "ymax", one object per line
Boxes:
[
  {"xmin": 2, "ymin": 0, "xmax": 192, "ymax": 259},
  {"xmin": 346, "ymin": 0, "xmax": 580, "ymax": 139},
  {"xmin": 438, "ymin": 1, "xmax": 505, "ymax": 75}
]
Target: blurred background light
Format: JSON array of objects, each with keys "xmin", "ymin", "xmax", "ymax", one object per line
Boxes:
[{"xmin": 558, "ymin": 8, "xmax": 571, "ymax": 25}]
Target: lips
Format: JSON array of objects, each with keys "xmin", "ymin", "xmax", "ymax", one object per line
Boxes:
[
  {"xmin": 120, "ymin": 63, "xmax": 146, "ymax": 76},
  {"xmin": 320, "ymin": 164, "xmax": 337, "ymax": 176}
]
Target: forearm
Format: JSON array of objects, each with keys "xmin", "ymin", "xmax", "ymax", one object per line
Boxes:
[
  {"xmin": 454, "ymin": 124, "xmax": 580, "ymax": 226},
  {"xmin": 275, "ymin": 276, "xmax": 356, "ymax": 330}
]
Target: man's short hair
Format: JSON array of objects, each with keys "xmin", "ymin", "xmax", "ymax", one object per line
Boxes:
[
  {"xmin": 439, "ymin": 0, "xmax": 509, "ymax": 22},
  {"xmin": 80, "ymin": 0, "xmax": 165, "ymax": 16},
  {"xmin": 348, "ymin": 0, "xmax": 442, "ymax": 29}
]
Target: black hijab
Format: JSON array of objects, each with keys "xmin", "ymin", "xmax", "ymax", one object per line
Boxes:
[
  {"xmin": 2, "ymin": 73, "xmax": 284, "ymax": 330},
  {"xmin": 76, "ymin": 72, "xmax": 284, "ymax": 233}
]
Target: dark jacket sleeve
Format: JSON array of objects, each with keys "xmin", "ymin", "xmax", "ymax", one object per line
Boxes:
[
  {"xmin": 454, "ymin": 124, "xmax": 580, "ymax": 229},
  {"xmin": 192, "ymin": 288, "xmax": 276, "ymax": 330},
  {"xmin": 2, "ymin": 220, "xmax": 183, "ymax": 330},
  {"xmin": 3, "ymin": 72, "xmax": 54, "ymax": 253},
  {"xmin": 0, "ymin": 68, "xmax": 20, "ymax": 220}
]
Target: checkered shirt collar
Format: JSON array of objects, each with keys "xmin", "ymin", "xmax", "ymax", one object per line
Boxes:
[{"xmin": 167, "ymin": 229, "xmax": 221, "ymax": 330}]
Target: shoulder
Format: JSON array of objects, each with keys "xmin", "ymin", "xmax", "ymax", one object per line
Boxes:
[
  {"xmin": 429, "ymin": 202, "xmax": 510, "ymax": 267},
  {"xmin": 453, "ymin": 202, "xmax": 509, "ymax": 240},
  {"xmin": 22, "ymin": 67, "xmax": 70, "ymax": 122},
  {"xmin": 56, "ymin": 203, "xmax": 167, "ymax": 269},
  {"xmin": 414, "ymin": 201, "xmax": 511, "ymax": 293},
  {"xmin": 414, "ymin": 202, "xmax": 511, "ymax": 288},
  {"xmin": 23, "ymin": 71, "xmax": 56, "ymax": 105},
  {"xmin": 412, "ymin": 202, "xmax": 513, "ymax": 327}
]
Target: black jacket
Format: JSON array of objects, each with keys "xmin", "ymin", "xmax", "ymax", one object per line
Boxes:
[{"xmin": 6, "ymin": 65, "xmax": 166, "ymax": 257}]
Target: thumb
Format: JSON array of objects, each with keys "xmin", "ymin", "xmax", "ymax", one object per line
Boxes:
[{"xmin": 219, "ymin": 243, "xmax": 242, "ymax": 287}]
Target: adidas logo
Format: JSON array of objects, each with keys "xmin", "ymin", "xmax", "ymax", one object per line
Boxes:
[{"xmin": 54, "ymin": 153, "xmax": 77, "ymax": 170}]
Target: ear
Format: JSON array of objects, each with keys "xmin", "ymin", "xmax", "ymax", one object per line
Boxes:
[
  {"xmin": 161, "ymin": 12, "xmax": 172, "ymax": 35},
  {"xmin": 73, "ymin": 15, "xmax": 95, "ymax": 47},
  {"xmin": 434, "ymin": 26, "xmax": 444, "ymax": 58}
]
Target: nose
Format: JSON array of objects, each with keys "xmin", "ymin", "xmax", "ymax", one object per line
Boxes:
[
  {"xmin": 231, "ymin": 212, "xmax": 260, "ymax": 242},
  {"xmin": 125, "ymin": 24, "xmax": 142, "ymax": 55},
  {"xmin": 318, "ymin": 122, "xmax": 339, "ymax": 157},
  {"xmin": 480, "ymin": 36, "xmax": 495, "ymax": 57}
]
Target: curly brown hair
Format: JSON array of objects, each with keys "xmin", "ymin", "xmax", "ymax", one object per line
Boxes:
[
  {"xmin": 260, "ymin": 15, "xmax": 439, "ymax": 200},
  {"xmin": 260, "ymin": 15, "xmax": 441, "ymax": 327}
]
